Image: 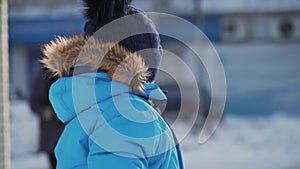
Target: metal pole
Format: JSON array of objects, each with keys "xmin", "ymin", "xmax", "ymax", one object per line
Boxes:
[
  {"xmin": 194, "ymin": 0, "xmax": 203, "ymax": 27},
  {"xmin": 0, "ymin": 0, "xmax": 10, "ymax": 168}
]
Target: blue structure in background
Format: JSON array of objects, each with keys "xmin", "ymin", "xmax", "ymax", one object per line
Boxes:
[
  {"xmin": 9, "ymin": 15, "xmax": 221, "ymax": 45},
  {"xmin": 9, "ymin": 16, "xmax": 85, "ymax": 45},
  {"xmin": 202, "ymin": 15, "xmax": 221, "ymax": 41}
]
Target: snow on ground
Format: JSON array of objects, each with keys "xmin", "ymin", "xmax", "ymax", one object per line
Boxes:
[
  {"xmin": 180, "ymin": 115, "xmax": 300, "ymax": 169},
  {"xmin": 10, "ymin": 100, "xmax": 50, "ymax": 169}
]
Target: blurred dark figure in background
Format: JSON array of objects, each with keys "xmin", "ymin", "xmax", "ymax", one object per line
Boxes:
[{"xmin": 29, "ymin": 69, "xmax": 64, "ymax": 169}]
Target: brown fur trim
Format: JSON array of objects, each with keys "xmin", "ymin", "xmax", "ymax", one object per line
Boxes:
[
  {"xmin": 40, "ymin": 35, "xmax": 87, "ymax": 78},
  {"xmin": 41, "ymin": 35, "xmax": 150, "ymax": 92}
]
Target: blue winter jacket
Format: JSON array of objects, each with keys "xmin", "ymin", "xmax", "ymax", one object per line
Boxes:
[{"xmin": 49, "ymin": 72, "xmax": 183, "ymax": 169}]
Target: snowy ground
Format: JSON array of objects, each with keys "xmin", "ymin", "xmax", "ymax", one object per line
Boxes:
[
  {"xmin": 9, "ymin": 101, "xmax": 300, "ymax": 169},
  {"xmin": 180, "ymin": 115, "xmax": 300, "ymax": 169},
  {"xmin": 10, "ymin": 100, "xmax": 50, "ymax": 169}
]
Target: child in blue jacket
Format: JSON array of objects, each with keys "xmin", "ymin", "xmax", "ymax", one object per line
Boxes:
[{"xmin": 41, "ymin": 35, "xmax": 183, "ymax": 168}]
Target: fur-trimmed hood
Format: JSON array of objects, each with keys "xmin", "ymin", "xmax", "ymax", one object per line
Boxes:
[{"xmin": 40, "ymin": 35, "xmax": 150, "ymax": 92}]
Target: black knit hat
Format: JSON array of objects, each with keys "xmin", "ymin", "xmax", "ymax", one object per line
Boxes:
[{"xmin": 82, "ymin": 0, "xmax": 162, "ymax": 82}]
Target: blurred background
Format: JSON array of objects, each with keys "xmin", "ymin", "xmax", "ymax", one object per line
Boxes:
[{"xmin": 5, "ymin": 0, "xmax": 300, "ymax": 169}]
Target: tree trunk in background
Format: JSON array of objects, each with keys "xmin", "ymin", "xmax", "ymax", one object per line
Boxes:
[{"xmin": 0, "ymin": 0, "xmax": 10, "ymax": 168}]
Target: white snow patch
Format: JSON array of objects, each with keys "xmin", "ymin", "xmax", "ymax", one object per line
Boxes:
[
  {"xmin": 11, "ymin": 153, "xmax": 50, "ymax": 169},
  {"xmin": 10, "ymin": 100, "xmax": 50, "ymax": 169},
  {"xmin": 180, "ymin": 115, "xmax": 300, "ymax": 169}
]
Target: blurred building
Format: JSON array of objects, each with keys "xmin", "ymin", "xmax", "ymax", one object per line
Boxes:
[
  {"xmin": 199, "ymin": 0, "xmax": 300, "ymax": 116},
  {"xmin": 8, "ymin": 0, "xmax": 300, "ymax": 116}
]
